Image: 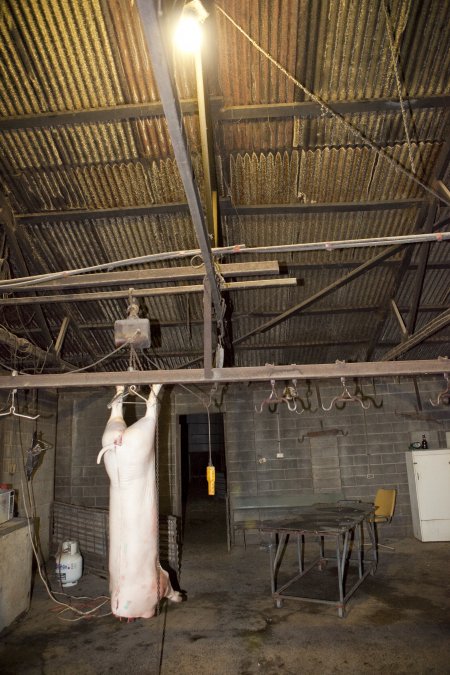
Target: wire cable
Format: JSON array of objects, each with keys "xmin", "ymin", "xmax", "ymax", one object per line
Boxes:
[
  {"xmin": 382, "ymin": 0, "xmax": 416, "ymax": 174},
  {"xmin": 216, "ymin": 5, "xmax": 449, "ymax": 207}
]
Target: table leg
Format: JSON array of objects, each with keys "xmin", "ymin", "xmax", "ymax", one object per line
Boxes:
[
  {"xmin": 336, "ymin": 531, "xmax": 350, "ymax": 618},
  {"xmin": 357, "ymin": 522, "xmax": 363, "ymax": 578}
]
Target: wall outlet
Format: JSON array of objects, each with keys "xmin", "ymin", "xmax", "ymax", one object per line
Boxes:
[{"xmin": 276, "ymin": 452, "xmax": 284, "ymax": 458}]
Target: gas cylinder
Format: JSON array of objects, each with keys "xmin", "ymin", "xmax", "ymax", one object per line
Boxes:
[{"xmin": 56, "ymin": 540, "xmax": 83, "ymax": 587}]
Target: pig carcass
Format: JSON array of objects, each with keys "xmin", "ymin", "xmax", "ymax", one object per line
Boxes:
[{"xmin": 98, "ymin": 384, "xmax": 182, "ymax": 619}]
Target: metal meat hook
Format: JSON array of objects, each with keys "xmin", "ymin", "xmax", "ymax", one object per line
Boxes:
[
  {"xmin": 322, "ymin": 377, "xmax": 370, "ymax": 412},
  {"xmin": 255, "ymin": 379, "xmax": 305, "ymax": 414},
  {"xmin": 430, "ymin": 372, "xmax": 450, "ymax": 407},
  {"xmin": 0, "ymin": 388, "xmax": 40, "ymax": 420}
]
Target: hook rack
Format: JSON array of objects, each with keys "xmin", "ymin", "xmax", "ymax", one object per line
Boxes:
[
  {"xmin": 322, "ymin": 376, "xmax": 370, "ymax": 411},
  {"xmin": 255, "ymin": 379, "xmax": 305, "ymax": 414},
  {"xmin": 0, "ymin": 371, "xmax": 40, "ymax": 420},
  {"xmin": 430, "ymin": 372, "xmax": 450, "ymax": 407}
]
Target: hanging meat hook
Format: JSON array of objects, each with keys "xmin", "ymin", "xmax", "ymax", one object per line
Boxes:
[
  {"xmin": 255, "ymin": 379, "xmax": 305, "ymax": 414},
  {"xmin": 322, "ymin": 376, "xmax": 371, "ymax": 412},
  {"xmin": 0, "ymin": 371, "xmax": 40, "ymax": 420},
  {"xmin": 430, "ymin": 372, "xmax": 450, "ymax": 407}
]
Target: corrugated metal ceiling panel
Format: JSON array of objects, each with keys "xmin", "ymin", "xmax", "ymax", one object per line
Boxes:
[
  {"xmin": 229, "ymin": 145, "xmax": 441, "ymax": 206},
  {"xmin": 217, "ymin": 0, "xmax": 449, "ymax": 106}
]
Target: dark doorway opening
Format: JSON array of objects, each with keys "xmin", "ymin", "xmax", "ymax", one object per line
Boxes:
[{"xmin": 179, "ymin": 413, "xmax": 227, "ymax": 546}]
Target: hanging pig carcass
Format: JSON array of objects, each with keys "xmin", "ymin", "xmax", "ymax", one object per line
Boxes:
[{"xmin": 98, "ymin": 384, "xmax": 182, "ymax": 619}]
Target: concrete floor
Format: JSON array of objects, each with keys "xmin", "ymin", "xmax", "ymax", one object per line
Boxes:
[{"xmin": 1, "ymin": 497, "xmax": 450, "ymax": 675}]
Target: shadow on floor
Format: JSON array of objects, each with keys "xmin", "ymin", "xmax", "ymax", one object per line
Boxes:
[{"xmin": 1, "ymin": 532, "xmax": 450, "ymax": 674}]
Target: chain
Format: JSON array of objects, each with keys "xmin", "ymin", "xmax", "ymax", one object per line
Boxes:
[
  {"xmin": 215, "ymin": 5, "xmax": 449, "ymax": 206},
  {"xmin": 155, "ymin": 401, "xmax": 161, "ymax": 616}
]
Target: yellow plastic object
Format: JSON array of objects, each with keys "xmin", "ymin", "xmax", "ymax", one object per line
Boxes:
[{"xmin": 206, "ymin": 464, "xmax": 215, "ymax": 496}]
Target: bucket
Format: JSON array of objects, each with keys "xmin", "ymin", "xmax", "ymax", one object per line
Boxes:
[{"xmin": 56, "ymin": 540, "xmax": 83, "ymax": 587}]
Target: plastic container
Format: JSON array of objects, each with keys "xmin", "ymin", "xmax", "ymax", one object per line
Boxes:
[
  {"xmin": 0, "ymin": 489, "xmax": 14, "ymax": 525},
  {"xmin": 56, "ymin": 540, "xmax": 83, "ymax": 587}
]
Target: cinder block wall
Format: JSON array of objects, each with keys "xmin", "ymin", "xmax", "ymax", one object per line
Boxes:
[
  {"xmin": 223, "ymin": 377, "xmax": 450, "ymax": 540},
  {"xmin": 0, "ymin": 389, "xmax": 57, "ymax": 558},
  {"xmin": 55, "ymin": 387, "xmax": 175, "ymax": 513},
  {"xmin": 54, "ymin": 377, "xmax": 450, "ymax": 542}
]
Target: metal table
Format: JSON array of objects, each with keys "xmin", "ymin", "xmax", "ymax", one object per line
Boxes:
[{"xmin": 260, "ymin": 502, "xmax": 377, "ymax": 618}]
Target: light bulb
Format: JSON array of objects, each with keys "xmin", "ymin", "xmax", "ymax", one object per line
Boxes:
[{"xmin": 174, "ymin": 12, "xmax": 203, "ymax": 53}]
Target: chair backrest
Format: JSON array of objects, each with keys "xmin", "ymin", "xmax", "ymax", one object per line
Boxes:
[{"xmin": 374, "ymin": 488, "xmax": 396, "ymax": 520}]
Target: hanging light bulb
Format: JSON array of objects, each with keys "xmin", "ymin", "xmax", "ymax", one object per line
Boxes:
[{"xmin": 174, "ymin": 1, "xmax": 208, "ymax": 53}]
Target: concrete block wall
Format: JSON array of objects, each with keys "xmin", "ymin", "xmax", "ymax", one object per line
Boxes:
[
  {"xmin": 224, "ymin": 377, "xmax": 450, "ymax": 540},
  {"xmin": 52, "ymin": 377, "xmax": 450, "ymax": 543},
  {"xmin": 54, "ymin": 387, "xmax": 175, "ymax": 515},
  {"xmin": 0, "ymin": 389, "xmax": 57, "ymax": 559}
]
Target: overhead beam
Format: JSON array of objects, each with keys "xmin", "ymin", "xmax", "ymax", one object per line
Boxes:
[
  {"xmin": 233, "ymin": 245, "xmax": 406, "ymax": 345},
  {"xmin": 0, "ymin": 95, "xmax": 448, "ymax": 130},
  {"xmin": 390, "ymin": 300, "xmax": 409, "ymax": 340},
  {"xmin": 0, "ymin": 193, "xmax": 53, "ymax": 348},
  {"xmin": 5, "ymin": 261, "xmax": 280, "ymax": 293},
  {"xmin": 15, "ymin": 198, "xmax": 424, "ymax": 225},
  {"xmin": 215, "ymin": 95, "xmax": 450, "ymax": 121},
  {"xmin": 381, "ymin": 309, "xmax": 450, "ymax": 361},
  {"xmin": 0, "ymin": 360, "xmax": 446, "ymax": 389},
  {"xmin": 136, "ymin": 0, "xmax": 223, "ymax": 329},
  {"xmin": 220, "ymin": 198, "xmax": 424, "ymax": 216},
  {"xmin": 16, "ymin": 202, "xmax": 190, "ymax": 225},
  {"xmin": 234, "ymin": 212, "xmax": 450, "ymax": 346},
  {"xmin": 0, "ymin": 278, "xmax": 297, "ymax": 306}
]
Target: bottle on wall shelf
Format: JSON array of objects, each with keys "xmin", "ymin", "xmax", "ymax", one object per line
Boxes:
[{"xmin": 421, "ymin": 434, "xmax": 428, "ymax": 449}]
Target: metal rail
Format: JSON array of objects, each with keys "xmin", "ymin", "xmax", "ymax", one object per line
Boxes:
[{"xmin": 0, "ymin": 359, "xmax": 446, "ymax": 390}]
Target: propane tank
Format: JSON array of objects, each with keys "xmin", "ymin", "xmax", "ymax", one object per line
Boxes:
[{"xmin": 56, "ymin": 540, "xmax": 83, "ymax": 587}]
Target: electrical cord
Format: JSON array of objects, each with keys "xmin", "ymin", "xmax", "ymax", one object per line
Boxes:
[{"xmin": 14, "ymin": 415, "xmax": 111, "ymax": 621}]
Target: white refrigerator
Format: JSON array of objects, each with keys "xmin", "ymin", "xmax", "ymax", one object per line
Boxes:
[{"xmin": 405, "ymin": 449, "xmax": 450, "ymax": 542}]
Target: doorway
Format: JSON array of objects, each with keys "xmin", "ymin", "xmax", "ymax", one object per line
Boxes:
[{"xmin": 179, "ymin": 412, "xmax": 227, "ymax": 546}]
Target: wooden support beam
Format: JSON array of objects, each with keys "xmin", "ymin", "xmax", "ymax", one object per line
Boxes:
[
  {"xmin": 0, "ymin": 278, "xmax": 298, "ymax": 306},
  {"xmin": 390, "ymin": 300, "xmax": 409, "ymax": 340},
  {"xmin": 5, "ymin": 261, "xmax": 280, "ymax": 293},
  {"xmin": 55, "ymin": 317, "xmax": 70, "ymax": 356},
  {"xmin": 381, "ymin": 309, "xmax": 450, "ymax": 361}
]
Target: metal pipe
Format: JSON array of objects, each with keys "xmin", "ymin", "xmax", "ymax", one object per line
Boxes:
[{"xmin": 241, "ymin": 232, "xmax": 450, "ymax": 255}]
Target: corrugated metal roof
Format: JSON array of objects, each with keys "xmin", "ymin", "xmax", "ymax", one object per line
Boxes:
[
  {"xmin": 229, "ymin": 144, "xmax": 441, "ymax": 205},
  {"xmin": 0, "ymin": 0, "xmax": 447, "ymax": 371},
  {"xmin": 217, "ymin": 0, "xmax": 450, "ymax": 105}
]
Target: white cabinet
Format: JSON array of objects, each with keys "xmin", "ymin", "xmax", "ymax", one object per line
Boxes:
[{"xmin": 405, "ymin": 449, "xmax": 450, "ymax": 542}]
